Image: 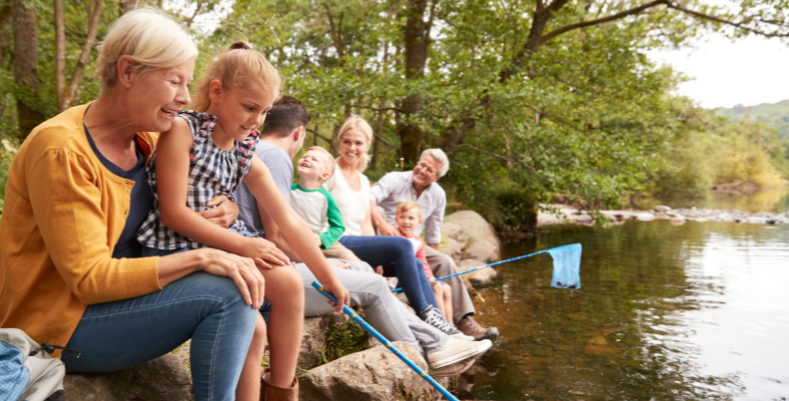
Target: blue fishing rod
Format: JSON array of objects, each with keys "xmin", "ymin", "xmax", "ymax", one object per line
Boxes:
[
  {"xmin": 311, "ymin": 281, "xmax": 460, "ymax": 401},
  {"xmin": 392, "ymin": 243, "xmax": 582, "ymax": 293}
]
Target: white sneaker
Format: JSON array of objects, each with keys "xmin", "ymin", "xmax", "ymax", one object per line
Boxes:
[
  {"xmin": 428, "ymin": 353, "xmax": 479, "ymax": 378},
  {"xmin": 449, "ymin": 332, "xmax": 475, "ymax": 341},
  {"xmin": 426, "ymin": 338, "xmax": 493, "ymax": 370}
]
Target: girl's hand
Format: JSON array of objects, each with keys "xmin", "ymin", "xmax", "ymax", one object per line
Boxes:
[
  {"xmin": 241, "ymin": 237, "xmax": 290, "ymax": 269},
  {"xmin": 200, "ymin": 248, "xmax": 265, "ymax": 308},
  {"xmin": 322, "ymin": 278, "xmax": 350, "ymax": 313},
  {"xmin": 430, "ymin": 280, "xmax": 441, "ymax": 288},
  {"xmin": 198, "ymin": 195, "xmax": 239, "ymax": 228},
  {"xmin": 374, "ymin": 265, "xmax": 384, "ymax": 275}
]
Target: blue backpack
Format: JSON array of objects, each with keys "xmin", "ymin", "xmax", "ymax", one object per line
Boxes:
[{"xmin": 0, "ymin": 329, "xmax": 75, "ymax": 401}]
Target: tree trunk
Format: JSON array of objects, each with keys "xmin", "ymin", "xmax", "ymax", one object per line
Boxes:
[
  {"xmin": 0, "ymin": 0, "xmax": 12, "ymax": 67},
  {"xmin": 60, "ymin": 0, "xmax": 105, "ymax": 111},
  {"xmin": 54, "ymin": 0, "xmax": 65, "ymax": 110},
  {"xmin": 396, "ymin": 0, "xmax": 431, "ymax": 164},
  {"xmin": 12, "ymin": 0, "xmax": 44, "ymax": 141},
  {"xmin": 119, "ymin": 0, "xmax": 140, "ymax": 16}
]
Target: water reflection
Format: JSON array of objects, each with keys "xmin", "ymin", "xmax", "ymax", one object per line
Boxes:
[
  {"xmin": 463, "ymin": 221, "xmax": 789, "ymax": 400},
  {"xmin": 631, "ymin": 187, "xmax": 789, "ymax": 213}
]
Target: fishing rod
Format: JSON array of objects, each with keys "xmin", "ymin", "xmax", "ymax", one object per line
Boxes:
[
  {"xmin": 391, "ymin": 244, "xmax": 582, "ymax": 293},
  {"xmin": 311, "ymin": 281, "xmax": 460, "ymax": 401}
]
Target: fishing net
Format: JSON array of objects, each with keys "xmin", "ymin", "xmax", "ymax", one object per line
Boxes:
[{"xmin": 548, "ymin": 244, "xmax": 582, "ymax": 289}]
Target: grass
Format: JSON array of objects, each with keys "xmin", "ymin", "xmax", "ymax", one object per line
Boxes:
[{"xmin": 317, "ymin": 320, "xmax": 372, "ymax": 366}]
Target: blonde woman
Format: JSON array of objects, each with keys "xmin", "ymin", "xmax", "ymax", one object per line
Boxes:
[
  {"xmin": 0, "ymin": 10, "xmax": 265, "ymax": 400},
  {"xmin": 325, "ymin": 117, "xmax": 461, "ymax": 336}
]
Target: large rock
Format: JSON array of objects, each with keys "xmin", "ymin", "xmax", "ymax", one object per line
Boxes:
[
  {"xmin": 458, "ymin": 259, "xmax": 497, "ymax": 287},
  {"xmin": 444, "ymin": 211, "xmax": 500, "ymax": 249},
  {"xmin": 440, "ymin": 222, "xmax": 469, "ymax": 248},
  {"xmin": 299, "ymin": 341, "xmax": 449, "ymax": 401},
  {"xmin": 64, "ymin": 354, "xmax": 191, "ymax": 401},
  {"xmin": 437, "ymin": 236, "xmax": 463, "ymax": 264},
  {"xmin": 461, "ymin": 239, "xmax": 500, "ymax": 263},
  {"xmin": 299, "ymin": 313, "xmax": 350, "ymax": 369}
]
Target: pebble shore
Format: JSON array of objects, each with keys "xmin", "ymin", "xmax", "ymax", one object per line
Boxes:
[{"xmin": 538, "ymin": 204, "xmax": 789, "ymax": 226}]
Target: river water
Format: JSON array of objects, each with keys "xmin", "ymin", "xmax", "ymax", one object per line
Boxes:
[{"xmin": 461, "ymin": 195, "xmax": 789, "ymax": 400}]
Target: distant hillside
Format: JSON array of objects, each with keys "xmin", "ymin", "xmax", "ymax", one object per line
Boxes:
[{"xmin": 715, "ymin": 100, "xmax": 789, "ymax": 138}]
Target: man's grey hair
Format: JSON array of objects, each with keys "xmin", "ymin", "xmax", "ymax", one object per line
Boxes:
[{"xmin": 420, "ymin": 148, "xmax": 450, "ymax": 177}]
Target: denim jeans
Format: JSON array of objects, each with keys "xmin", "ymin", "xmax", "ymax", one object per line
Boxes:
[
  {"xmin": 62, "ymin": 272, "xmax": 258, "ymax": 401},
  {"xmin": 338, "ymin": 235, "xmax": 438, "ymax": 312}
]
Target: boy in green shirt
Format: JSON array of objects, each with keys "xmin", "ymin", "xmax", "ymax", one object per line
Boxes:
[{"xmin": 290, "ymin": 147, "xmax": 361, "ymax": 261}]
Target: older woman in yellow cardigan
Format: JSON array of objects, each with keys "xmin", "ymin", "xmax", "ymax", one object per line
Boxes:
[{"xmin": 0, "ymin": 9, "xmax": 276, "ymax": 400}]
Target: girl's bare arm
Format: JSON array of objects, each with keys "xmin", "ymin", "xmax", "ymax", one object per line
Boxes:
[
  {"xmin": 154, "ymin": 118, "xmax": 288, "ymax": 268},
  {"xmin": 244, "ymin": 155, "xmax": 350, "ymax": 311}
]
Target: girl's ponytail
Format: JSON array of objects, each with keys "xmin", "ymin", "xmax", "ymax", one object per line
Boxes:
[{"xmin": 191, "ymin": 41, "xmax": 281, "ymax": 113}]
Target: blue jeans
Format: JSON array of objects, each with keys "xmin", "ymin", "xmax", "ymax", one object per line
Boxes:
[
  {"xmin": 143, "ymin": 246, "xmax": 276, "ymax": 323},
  {"xmin": 338, "ymin": 235, "xmax": 438, "ymax": 312},
  {"xmin": 62, "ymin": 272, "xmax": 258, "ymax": 401}
]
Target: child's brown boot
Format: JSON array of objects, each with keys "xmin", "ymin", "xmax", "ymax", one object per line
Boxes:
[{"xmin": 259, "ymin": 368, "xmax": 299, "ymax": 401}]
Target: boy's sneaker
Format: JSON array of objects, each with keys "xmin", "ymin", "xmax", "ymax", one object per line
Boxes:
[
  {"xmin": 417, "ymin": 306, "xmax": 461, "ymax": 336},
  {"xmin": 426, "ymin": 338, "xmax": 493, "ymax": 370}
]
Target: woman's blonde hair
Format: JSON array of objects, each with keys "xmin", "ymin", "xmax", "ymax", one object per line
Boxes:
[
  {"xmin": 337, "ymin": 116, "xmax": 373, "ymax": 172},
  {"xmin": 191, "ymin": 41, "xmax": 281, "ymax": 113},
  {"xmin": 96, "ymin": 8, "xmax": 197, "ymax": 87}
]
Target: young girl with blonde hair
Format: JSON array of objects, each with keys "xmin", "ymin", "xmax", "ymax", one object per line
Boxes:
[{"xmin": 138, "ymin": 41, "xmax": 349, "ymax": 400}]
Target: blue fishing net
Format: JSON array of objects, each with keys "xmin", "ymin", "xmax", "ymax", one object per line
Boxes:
[{"xmin": 548, "ymin": 243, "xmax": 582, "ymax": 289}]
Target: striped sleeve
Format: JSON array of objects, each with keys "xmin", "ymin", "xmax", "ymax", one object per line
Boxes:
[{"xmin": 318, "ymin": 187, "xmax": 346, "ymax": 249}]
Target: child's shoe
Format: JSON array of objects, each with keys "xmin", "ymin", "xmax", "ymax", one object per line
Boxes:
[{"xmin": 417, "ymin": 305, "xmax": 461, "ymax": 336}]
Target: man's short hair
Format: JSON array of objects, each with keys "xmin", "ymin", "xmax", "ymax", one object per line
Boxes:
[
  {"xmin": 261, "ymin": 95, "xmax": 311, "ymax": 137},
  {"xmin": 420, "ymin": 148, "xmax": 450, "ymax": 177}
]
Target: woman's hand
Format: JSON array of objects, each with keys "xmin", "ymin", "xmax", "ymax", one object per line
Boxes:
[
  {"xmin": 198, "ymin": 195, "xmax": 239, "ymax": 228},
  {"xmin": 239, "ymin": 237, "xmax": 290, "ymax": 269},
  {"xmin": 321, "ymin": 278, "xmax": 350, "ymax": 313},
  {"xmin": 200, "ymin": 248, "xmax": 265, "ymax": 308}
]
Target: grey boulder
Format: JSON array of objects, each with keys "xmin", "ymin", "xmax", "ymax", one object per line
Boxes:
[
  {"xmin": 444, "ymin": 211, "xmax": 501, "ymax": 250},
  {"xmin": 299, "ymin": 341, "xmax": 449, "ymax": 401},
  {"xmin": 64, "ymin": 354, "xmax": 191, "ymax": 401},
  {"xmin": 458, "ymin": 259, "xmax": 497, "ymax": 287}
]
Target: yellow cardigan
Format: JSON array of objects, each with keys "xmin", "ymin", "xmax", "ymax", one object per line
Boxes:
[{"xmin": 0, "ymin": 104, "xmax": 162, "ymax": 357}]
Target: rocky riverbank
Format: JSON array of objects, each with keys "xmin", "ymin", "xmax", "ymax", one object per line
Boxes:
[
  {"xmin": 64, "ymin": 210, "xmax": 503, "ymax": 401},
  {"xmin": 538, "ymin": 204, "xmax": 789, "ymax": 226}
]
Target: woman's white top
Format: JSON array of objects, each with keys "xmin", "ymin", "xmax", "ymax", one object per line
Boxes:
[{"xmin": 324, "ymin": 168, "xmax": 370, "ymax": 236}]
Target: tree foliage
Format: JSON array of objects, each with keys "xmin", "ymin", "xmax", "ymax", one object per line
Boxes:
[{"xmin": 1, "ymin": 0, "xmax": 787, "ymax": 226}]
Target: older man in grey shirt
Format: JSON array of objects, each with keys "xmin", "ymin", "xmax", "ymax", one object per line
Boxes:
[{"xmin": 370, "ymin": 149, "xmax": 498, "ymax": 341}]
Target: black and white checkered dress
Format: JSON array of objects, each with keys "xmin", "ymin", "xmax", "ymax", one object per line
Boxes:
[{"xmin": 137, "ymin": 110, "xmax": 258, "ymax": 250}]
